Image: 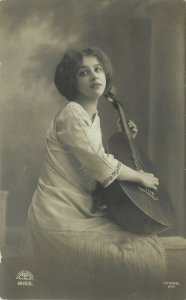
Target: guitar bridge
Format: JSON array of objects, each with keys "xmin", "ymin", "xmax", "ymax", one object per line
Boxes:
[{"xmin": 138, "ymin": 186, "xmax": 159, "ymax": 201}]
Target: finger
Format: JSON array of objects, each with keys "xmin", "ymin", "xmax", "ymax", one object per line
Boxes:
[
  {"xmin": 152, "ymin": 185, "xmax": 158, "ymax": 190},
  {"xmin": 129, "ymin": 123, "xmax": 137, "ymax": 130},
  {"xmin": 132, "ymin": 132, "xmax": 137, "ymax": 139},
  {"xmin": 132, "ymin": 128, "xmax": 138, "ymax": 133},
  {"xmin": 154, "ymin": 180, "xmax": 159, "ymax": 187},
  {"xmin": 128, "ymin": 120, "xmax": 136, "ymax": 127},
  {"xmin": 155, "ymin": 178, "xmax": 159, "ymax": 183},
  {"xmin": 128, "ymin": 120, "xmax": 135, "ymax": 125}
]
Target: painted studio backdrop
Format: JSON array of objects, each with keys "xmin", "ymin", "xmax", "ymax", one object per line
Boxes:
[{"xmin": 0, "ymin": 0, "xmax": 185, "ymax": 253}]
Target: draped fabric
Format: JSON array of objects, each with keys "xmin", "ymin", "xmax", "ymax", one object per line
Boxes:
[{"xmin": 24, "ymin": 101, "xmax": 167, "ymax": 292}]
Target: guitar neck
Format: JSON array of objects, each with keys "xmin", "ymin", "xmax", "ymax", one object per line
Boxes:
[{"xmin": 116, "ymin": 101, "xmax": 143, "ymax": 171}]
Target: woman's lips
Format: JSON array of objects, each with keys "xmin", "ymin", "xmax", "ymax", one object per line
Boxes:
[{"xmin": 90, "ymin": 82, "xmax": 102, "ymax": 88}]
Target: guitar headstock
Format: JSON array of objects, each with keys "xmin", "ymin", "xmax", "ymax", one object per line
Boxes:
[{"xmin": 104, "ymin": 86, "xmax": 120, "ymax": 110}]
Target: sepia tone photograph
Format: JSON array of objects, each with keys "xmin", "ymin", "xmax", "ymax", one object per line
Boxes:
[{"xmin": 0, "ymin": 0, "xmax": 186, "ymax": 299}]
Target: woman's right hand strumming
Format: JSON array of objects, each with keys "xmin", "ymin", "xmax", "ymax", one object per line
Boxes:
[
  {"xmin": 117, "ymin": 164, "xmax": 159, "ymax": 191},
  {"xmin": 138, "ymin": 170, "xmax": 159, "ymax": 191}
]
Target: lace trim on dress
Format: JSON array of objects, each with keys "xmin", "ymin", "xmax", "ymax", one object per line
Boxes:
[{"xmin": 102, "ymin": 161, "xmax": 122, "ymax": 187}]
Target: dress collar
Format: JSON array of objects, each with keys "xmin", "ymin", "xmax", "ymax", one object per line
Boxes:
[{"xmin": 71, "ymin": 101, "xmax": 98, "ymax": 124}]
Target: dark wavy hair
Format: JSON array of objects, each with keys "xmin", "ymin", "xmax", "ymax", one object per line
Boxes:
[{"xmin": 54, "ymin": 47, "xmax": 113, "ymax": 101}]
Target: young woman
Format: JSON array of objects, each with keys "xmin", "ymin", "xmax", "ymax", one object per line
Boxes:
[{"xmin": 25, "ymin": 47, "xmax": 166, "ymax": 296}]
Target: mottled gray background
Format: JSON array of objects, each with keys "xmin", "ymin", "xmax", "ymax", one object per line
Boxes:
[{"xmin": 0, "ymin": 0, "xmax": 185, "ymax": 241}]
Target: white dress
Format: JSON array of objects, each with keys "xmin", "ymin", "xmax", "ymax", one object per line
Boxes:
[{"xmin": 25, "ymin": 101, "xmax": 167, "ymax": 292}]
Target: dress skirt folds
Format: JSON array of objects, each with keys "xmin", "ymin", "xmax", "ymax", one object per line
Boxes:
[{"xmin": 24, "ymin": 102, "xmax": 167, "ymax": 296}]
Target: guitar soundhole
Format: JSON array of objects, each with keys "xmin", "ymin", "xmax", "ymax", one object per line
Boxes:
[{"xmin": 138, "ymin": 186, "xmax": 159, "ymax": 201}]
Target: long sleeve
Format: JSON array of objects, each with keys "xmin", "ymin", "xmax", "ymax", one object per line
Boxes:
[{"xmin": 55, "ymin": 102, "xmax": 121, "ymax": 187}]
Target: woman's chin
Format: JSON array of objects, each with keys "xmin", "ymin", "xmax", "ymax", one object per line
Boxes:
[{"xmin": 90, "ymin": 89, "xmax": 104, "ymax": 98}]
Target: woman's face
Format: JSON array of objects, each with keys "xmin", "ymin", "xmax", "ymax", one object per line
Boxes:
[{"xmin": 76, "ymin": 55, "xmax": 106, "ymax": 101}]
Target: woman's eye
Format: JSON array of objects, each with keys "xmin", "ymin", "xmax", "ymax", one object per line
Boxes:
[
  {"xmin": 78, "ymin": 70, "xmax": 89, "ymax": 77},
  {"xmin": 95, "ymin": 66, "xmax": 103, "ymax": 73}
]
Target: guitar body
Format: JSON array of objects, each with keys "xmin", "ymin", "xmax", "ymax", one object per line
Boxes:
[{"xmin": 101, "ymin": 132, "xmax": 176, "ymax": 234}]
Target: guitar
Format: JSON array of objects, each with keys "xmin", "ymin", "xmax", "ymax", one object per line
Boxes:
[{"xmin": 97, "ymin": 89, "xmax": 176, "ymax": 234}]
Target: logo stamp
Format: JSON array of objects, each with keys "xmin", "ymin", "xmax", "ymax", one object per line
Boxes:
[
  {"xmin": 16, "ymin": 270, "xmax": 34, "ymax": 286},
  {"xmin": 163, "ymin": 281, "xmax": 180, "ymax": 289}
]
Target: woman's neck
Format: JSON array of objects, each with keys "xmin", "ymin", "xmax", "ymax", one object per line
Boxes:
[{"xmin": 76, "ymin": 97, "xmax": 98, "ymax": 121}]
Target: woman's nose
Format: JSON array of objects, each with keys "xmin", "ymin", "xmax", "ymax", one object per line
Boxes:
[{"xmin": 90, "ymin": 70, "xmax": 98, "ymax": 80}]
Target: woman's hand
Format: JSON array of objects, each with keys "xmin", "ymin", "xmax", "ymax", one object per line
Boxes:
[
  {"xmin": 117, "ymin": 118, "xmax": 138, "ymax": 138},
  {"xmin": 127, "ymin": 120, "xmax": 138, "ymax": 139},
  {"xmin": 138, "ymin": 170, "xmax": 159, "ymax": 190}
]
